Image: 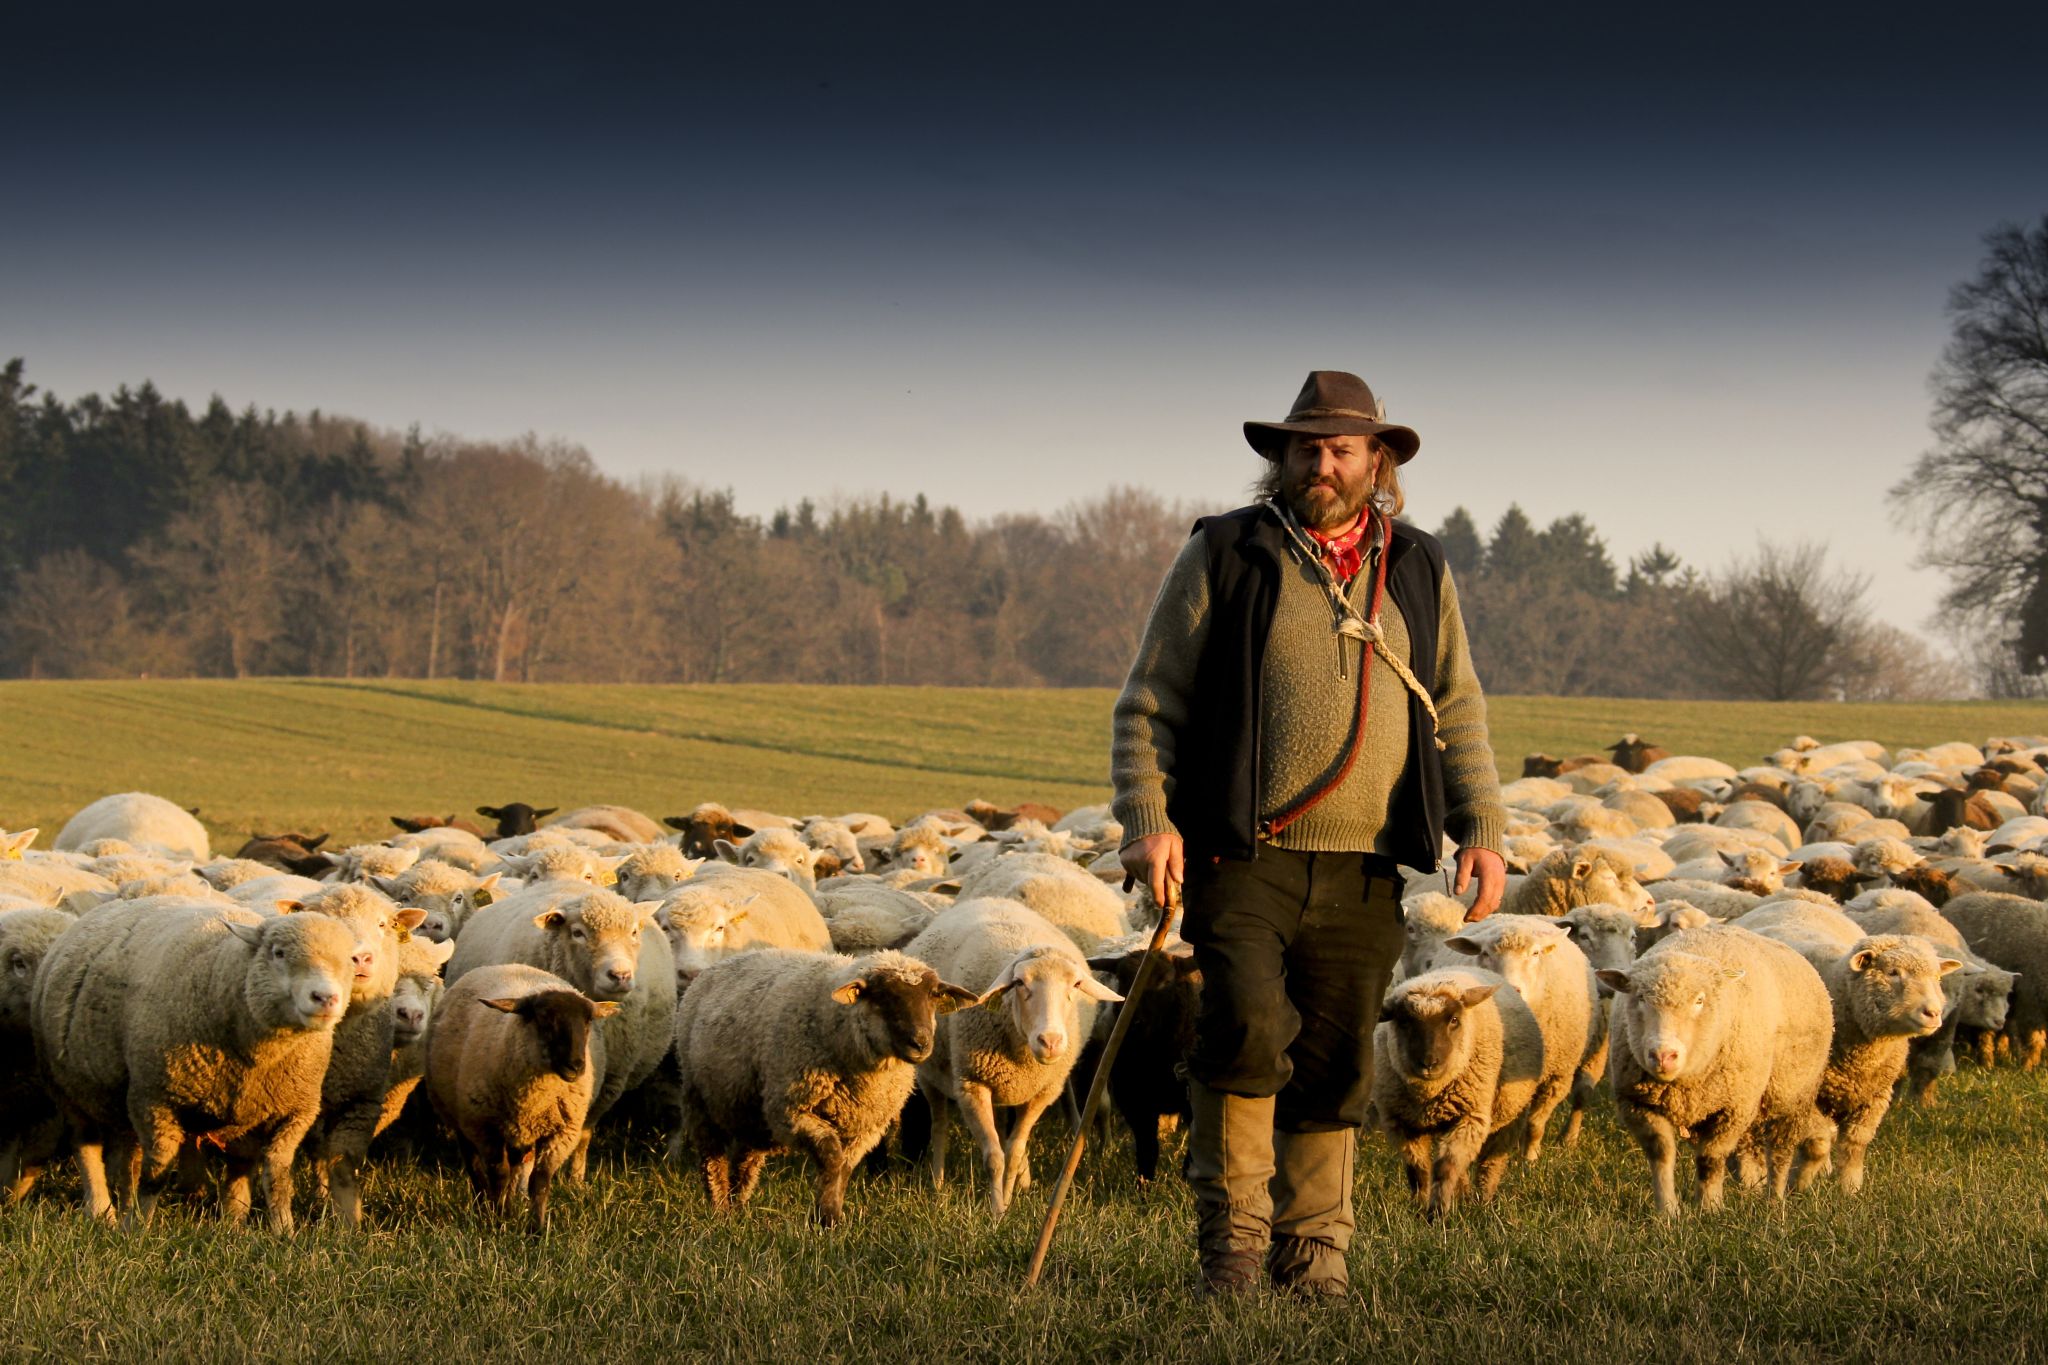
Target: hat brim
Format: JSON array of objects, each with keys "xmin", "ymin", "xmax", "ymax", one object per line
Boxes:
[{"xmin": 1244, "ymin": 417, "xmax": 1420, "ymax": 463}]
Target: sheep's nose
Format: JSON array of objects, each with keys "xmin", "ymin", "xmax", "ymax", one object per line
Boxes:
[
  {"xmin": 1652, "ymin": 1047, "xmax": 1681, "ymax": 1074},
  {"xmin": 606, "ymin": 966, "xmax": 634, "ymax": 989},
  {"xmin": 396, "ymin": 1006, "xmax": 425, "ymax": 1028},
  {"xmin": 1033, "ymin": 1031, "xmax": 1065, "ymax": 1060},
  {"xmin": 352, "ymin": 950, "xmax": 375, "ymax": 974},
  {"xmin": 308, "ymin": 987, "xmax": 339, "ymax": 1011}
]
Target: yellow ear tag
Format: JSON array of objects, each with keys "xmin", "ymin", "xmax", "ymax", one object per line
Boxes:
[
  {"xmin": 597, "ymin": 870, "xmax": 617, "ymax": 886},
  {"xmin": 473, "ymin": 889, "xmax": 496, "ymax": 907}
]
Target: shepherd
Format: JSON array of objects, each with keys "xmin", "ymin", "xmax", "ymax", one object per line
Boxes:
[{"xmin": 1111, "ymin": 369, "xmax": 1510, "ymax": 1297}]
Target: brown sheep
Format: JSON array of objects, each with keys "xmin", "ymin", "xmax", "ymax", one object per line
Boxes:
[
  {"xmin": 962, "ymin": 800, "xmax": 1066, "ymax": 832},
  {"xmin": 1888, "ymin": 863, "xmax": 1958, "ymax": 907},
  {"xmin": 390, "ymin": 814, "xmax": 486, "ymax": 837},
  {"xmin": 234, "ymin": 833, "xmax": 334, "ymax": 878},
  {"xmin": 1654, "ymin": 788, "xmax": 1709, "ymax": 824},
  {"xmin": 475, "ymin": 804, "xmax": 556, "ymax": 839},
  {"xmin": 1608, "ymin": 734, "xmax": 1671, "ymax": 774}
]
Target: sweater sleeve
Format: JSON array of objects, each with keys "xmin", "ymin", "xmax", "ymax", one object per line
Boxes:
[
  {"xmin": 1431, "ymin": 565, "xmax": 1507, "ymax": 855},
  {"xmin": 1109, "ymin": 534, "xmax": 1213, "ymax": 845}
]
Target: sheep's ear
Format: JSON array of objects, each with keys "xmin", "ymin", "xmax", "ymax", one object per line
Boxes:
[
  {"xmin": 1938, "ymin": 957, "xmax": 1965, "ymax": 976},
  {"xmin": 1377, "ymin": 998, "xmax": 1403, "ymax": 1023},
  {"xmin": 480, "ymin": 997, "xmax": 522, "ymax": 1014},
  {"xmin": 395, "ymin": 908, "xmax": 428, "ymax": 933},
  {"xmin": 534, "ymin": 808, "xmax": 558, "ymax": 821},
  {"xmin": 1595, "ymin": 968, "xmax": 1633, "ymax": 993},
  {"xmin": 1075, "ymin": 974, "xmax": 1125, "ymax": 1004},
  {"xmin": 371, "ymin": 875, "xmax": 401, "ymax": 897},
  {"xmin": 225, "ymin": 919, "xmax": 265, "ymax": 946},
  {"xmin": 589, "ymin": 1000, "xmax": 622, "ymax": 1019},
  {"xmin": 974, "ymin": 979, "xmax": 1019, "ymax": 1008},
  {"xmin": 663, "ymin": 816, "xmax": 689, "ymax": 832},
  {"xmin": 633, "ymin": 902, "xmax": 663, "ymax": 928},
  {"xmin": 305, "ymin": 833, "xmax": 331, "ymax": 851},
  {"xmin": 535, "ymin": 910, "xmax": 567, "ymax": 931},
  {"xmin": 933, "ymin": 980, "xmax": 980, "ymax": 1013},
  {"xmin": 713, "ymin": 839, "xmax": 742, "ymax": 864},
  {"xmin": 1443, "ymin": 935, "xmax": 1482, "ymax": 956},
  {"xmin": 1458, "ymin": 982, "xmax": 1499, "ymax": 1008},
  {"xmin": 477, "ymin": 806, "xmax": 502, "ymax": 820},
  {"xmin": 831, "ymin": 978, "xmax": 866, "ymax": 1005},
  {"xmin": 1536, "ymin": 939, "xmax": 1556, "ymax": 955},
  {"xmin": 392, "ymin": 816, "xmax": 422, "ymax": 832},
  {"xmin": 1720, "ymin": 965, "xmax": 1747, "ymax": 982},
  {"xmin": 278, "ymin": 900, "xmax": 307, "ymax": 914},
  {"xmin": 1779, "ymin": 863, "xmax": 1799, "ymax": 875},
  {"xmin": 1719, "ymin": 851, "xmax": 1738, "ymax": 865},
  {"xmin": 928, "ymin": 879, "xmax": 962, "ymax": 896},
  {"xmin": 1570, "ymin": 858, "xmax": 1592, "ymax": 879},
  {"xmin": 1994, "ymin": 863, "xmax": 2019, "ymax": 875},
  {"xmin": 425, "ymin": 939, "xmax": 456, "ymax": 966},
  {"xmin": 726, "ymin": 906, "xmax": 751, "ymax": 926},
  {"xmin": 729, "ymin": 822, "xmax": 756, "ymax": 839}
]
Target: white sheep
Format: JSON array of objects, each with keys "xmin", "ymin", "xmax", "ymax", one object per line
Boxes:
[
  {"xmin": 953, "ymin": 851, "xmax": 1133, "ymax": 953},
  {"xmin": 672, "ymin": 947, "xmax": 976, "ymax": 1225},
  {"xmin": 902, "ymin": 898, "xmax": 1122, "ymax": 1215},
  {"xmin": 816, "ymin": 883, "xmax": 938, "ymax": 954},
  {"xmin": 31, "ymin": 897, "xmax": 354, "ymax": 1230},
  {"xmin": 52, "ymin": 793, "xmax": 210, "ymax": 862},
  {"xmin": 657, "ymin": 868, "xmax": 834, "ymax": 987},
  {"xmin": 546, "ymin": 804, "xmax": 669, "ymax": 844},
  {"xmin": 1442, "ymin": 916, "xmax": 1604, "ymax": 1153}
]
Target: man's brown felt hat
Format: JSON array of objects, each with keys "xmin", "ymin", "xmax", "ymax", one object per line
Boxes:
[{"xmin": 1244, "ymin": 370, "xmax": 1421, "ymax": 464}]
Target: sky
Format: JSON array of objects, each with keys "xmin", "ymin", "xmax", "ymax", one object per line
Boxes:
[{"xmin": 6, "ymin": 5, "xmax": 2045, "ymax": 647}]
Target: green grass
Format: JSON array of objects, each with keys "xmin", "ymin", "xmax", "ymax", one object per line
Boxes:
[
  {"xmin": 3, "ymin": 680, "xmax": 2045, "ymax": 849},
  {"xmin": 5, "ymin": 681, "xmax": 2048, "ymax": 1359}
]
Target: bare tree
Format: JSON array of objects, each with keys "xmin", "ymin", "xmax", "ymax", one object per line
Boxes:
[
  {"xmin": 1681, "ymin": 541, "xmax": 1872, "ymax": 700},
  {"xmin": 1890, "ymin": 217, "xmax": 2048, "ymax": 678},
  {"xmin": 132, "ymin": 487, "xmax": 294, "ymax": 677}
]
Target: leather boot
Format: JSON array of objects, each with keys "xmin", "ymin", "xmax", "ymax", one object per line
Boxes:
[
  {"xmin": 1268, "ymin": 1126, "xmax": 1356, "ymax": 1298},
  {"xmin": 1183, "ymin": 1080, "xmax": 1275, "ymax": 1295}
]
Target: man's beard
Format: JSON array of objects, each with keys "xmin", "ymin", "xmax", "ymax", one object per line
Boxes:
[{"xmin": 1284, "ymin": 471, "xmax": 1372, "ymax": 532}]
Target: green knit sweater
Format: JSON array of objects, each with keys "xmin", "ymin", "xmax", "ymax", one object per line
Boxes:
[{"xmin": 1110, "ymin": 515, "xmax": 1506, "ymax": 860}]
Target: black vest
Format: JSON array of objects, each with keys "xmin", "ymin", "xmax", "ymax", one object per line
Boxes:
[{"xmin": 1164, "ymin": 504, "xmax": 1449, "ymax": 870}]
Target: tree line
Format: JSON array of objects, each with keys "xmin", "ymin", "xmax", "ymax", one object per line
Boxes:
[{"xmin": 0, "ymin": 356, "xmax": 2001, "ymax": 699}]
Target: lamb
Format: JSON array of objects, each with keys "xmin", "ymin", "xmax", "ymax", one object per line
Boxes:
[
  {"xmin": 1559, "ymin": 904, "xmax": 1640, "ymax": 986},
  {"xmin": 1399, "ymin": 891, "xmax": 1473, "ymax": 980},
  {"xmin": 664, "ymin": 802, "xmax": 744, "ymax": 859},
  {"xmin": 1598, "ymin": 924, "xmax": 1834, "ymax": 1215},
  {"xmin": 1609, "ymin": 733, "xmax": 1671, "ymax": 773},
  {"xmin": 233, "ymin": 833, "xmax": 334, "ymax": 877},
  {"xmin": 610, "ymin": 844, "xmax": 702, "ymax": 902},
  {"xmin": 816, "ymin": 883, "xmax": 938, "ymax": 953},
  {"xmin": 379, "ymin": 861, "xmax": 505, "ymax": 943},
  {"xmin": 1371, "ymin": 968, "xmax": 1544, "ymax": 1219},
  {"xmin": 715, "ymin": 827, "xmax": 820, "ymax": 893},
  {"xmin": 672, "ymin": 948, "xmax": 976, "ymax": 1225},
  {"xmin": 321, "ymin": 842, "xmax": 422, "ymax": 885},
  {"xmin": 658, "ymin": 868, "xmax": 834, "ymax": 987},
  {"xmin": 1079, "ymin": 942, "xmax": 1202, "ymax": 1182},
  {"xmin": 881, "ymin": 823, "xmax": 953, "ymax": 878},
  {"xmin": 424, "ymin": 963, "xmax": 617, "ymax": 1230},
  {"xmin": 546, "ymin": 804, "xmax": 668, "ymax": 844},
  {"xmin": 1939, "ymin": 892, "xmax": 2048, "ymax": 1069},
  {"xmin": 0, "ymin": 909, "xmax": 74, "ymax": 1202},
  {"xmin": 1741, "ymin": 911, "xmax": 1955, "ymax": 1193},
  {"xmin": 1500, "ymin": 847, "xmax": 1651, "ymax": 919},
  {"xmin": 53, "ymin": 793, "xmax": 211, "ymax": 862},
  {"xmin": 475, "ymin": 803, "xmax": 558, "ymax": 839},
  {"xmin": 797, "ymin": 818, "xmax": 865, "ymax": 878},
  {"xmin": 1441, "ymin": 916, "xmax": 1604, "ymax": 1152},
  {"xmin": 953, "ymin": 851, "xmax": 1133, "ymax": 953},
  {"xmin": 377, "ymin": 935, "xmax": 457, "ymax": 1141},
  {"xmin": 31, "ymin": 897, "xmax": 355, "ymax": 1230},
  {"xmin": 1844, "ymin": 900, "xmax": 2017, "ymax": 1100},
  {"xmin": 902, "ymin": 898, "xmax": 1123, "ymax": 1214},
  {"xmin": 448, "ymin": 888, "xmax": 676, "ymax": 1176},
  {"xmin": 286, "ymin": 883, "xmax": 428, "ymax": 1227}
]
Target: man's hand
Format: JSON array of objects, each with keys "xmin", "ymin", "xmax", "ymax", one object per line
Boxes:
[
  {"xmin": 1121, "ymin": 832, "xmax": 1185, "ymax": 910},
  {"xmin": 1455, "ymin": 846, "xmax": 1507, "ymax": 921}
]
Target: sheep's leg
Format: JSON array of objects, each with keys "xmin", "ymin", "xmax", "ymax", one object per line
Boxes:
[
  {"xmin": 1784, "ymin": 1113, "xmax": 1833, "ymax": 1197},
  {"xmin": 1475, "ymin": 1118, "xmax": 1526, "ymax": 1202},
  {"xmin": 1396, "ymin": 1131, "xmax": 1433, "ymax": 1212},
  {"xmin": 923, "ymin": 1086, "xmax": 952, "ymax": 1191},
  {"xmin": 482, "ymin": 1143, "xmax": 514, "ymax": 1217},
  {"xmin": 220, "ymin": 1157, "xmax": 257, "ymax": 1226},
  {"xmin": 788, "ymin": 1111, "xmax": 852, "ymax": 1227},
  {"xmin": 953, "ymin": 1084, "xmax": 1008, "ymax": 1214},
  {"xmin": 1834, "ymin": 1098, "xmax": 1890, "ymax": 1196},
  {"xmin": 699, "ymin": 1152, "xmax": 734, "ymax": 1212},
  {"xmin": 1426, "ymin": 1116, "xmax": 1487, "ymax": 1220},
  {"xmin": 1618, "ymin": 1105, "xmax": 1682, "ymax": 1217},
  {"xmin": 527, "ymin": 1158, "xmax": 554, "ymax": 1235},
  {"xmin": 1127, "ymin": 1103, "xmax": 1162, "ymax": 1184},
  {"xmin": 126, "ymin": 1104, "xmax": 185, "ymax": 1229},
  {"xmin": 112, "ymin": 1137, "xmax": 144, "ymax": 1225},
  {"xmin": 1972, "ymin": 1030, "xmax": 1997, "ymax": 1068},
  {"xmin": 567, "ymin": 1127, "xmax": 594, "ymax": 1184},
  {"xmin": 730, "ymin": 1148, "xmax": 769, "ymax": 1207},
  {"xmin": 1000, "ymin": 1089, "xmax": 1059, "ymax": 1206},
  {"xmin": 74, "ymin": 1132, "xmax": 115, "ymax": 1223},
  {"xmin": 2022, "ymin": 1029, "xmax": 2045, "ymax": 1072},
  {"xmin": 1690, "ymin": 1110, "xmax": 1748, "ymax": 1211}
]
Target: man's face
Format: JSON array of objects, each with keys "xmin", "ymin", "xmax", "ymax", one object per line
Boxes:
[{"xmin": 1280, "ymin": 434, "xmax": 1379, "ymax": 531}]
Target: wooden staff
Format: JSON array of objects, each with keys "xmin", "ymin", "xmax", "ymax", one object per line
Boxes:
[{"xmin": 1022, "ymin": 876, "xmax": 1179, "ymax": 1288}]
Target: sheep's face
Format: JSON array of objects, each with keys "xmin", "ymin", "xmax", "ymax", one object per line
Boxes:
[
  {"xmin": 1562, "ymin": 853, "xmax": 1652, "ymax": 915},
  {"xmin": 653, "ymin": 893, "xmax": 754, "ymax": 987},
  {"xmin": 534, "ymin": 894, "xmax": 655, "ymax": 1002},
  {"xmin": 1378, "ymin": 976, "xmax": 1497, "ymax": 1084},
  {"xmin": 0, "ymin": 915, "xmax": 66, "ymax": 1031},
  {"xmin": 833, "ymin": 960, "xmax": 979, "ymax": 1064},
  {"xmin": 1444, "ymin": 922, "xmax": 1568, "ymax": 1006},
  {"xmin": 476, "ymin": 803, "xmax": 556, "ymax": 839},
  {"xmin": 390, "ymin": 937, "xmax": 455, "ymax": 1043},
  {"xmin": 1843, "ymin": 937, "xmax": 1954, "ymax": 1040},
  {"xmin": 890, "ymin": 837, "xmax": 948, "ymax": 879},
  {"xmin": 718, "ymin": 831, "xmax": 814, "ymax": 889},
  {"xmin": 1852, "ymin": 838, "xmax": 1919, "ymax": 878},
  {"xmin": 1718, "ymin": 849, "xmax": 1786, "ymax": 897},
  {"xmin": 801, "ymin": 822, "xmax": 864, "ymax": 876},
  {"xmin": 483, "ymin": 989, "xmax": 616, "ymax": 1083},
  {"xmin": 1597, "ymin": 951, "xmax": 1746, "ymax": 1082},
  {"xmin": 230, "ymin": 913, "xmax": 353, "ymax": 1031},
  {"xmin": 978, "ymin": 946, "xmax": 1123, "ymax": 1064},
  {"xmin": 1560, "ymin": 907, "xmax": 1638, "ymax": 983},
  {"xmin": 614, "ymin": 851, "xmax": 698, "ymax": 904},
  {"xmin": 286, "ymin": 890, "xmax": 426, "ymax": 1003},
  {"xmin": 1958, "ymin": 965, "xmax": 2016, "ymax": 1032}
]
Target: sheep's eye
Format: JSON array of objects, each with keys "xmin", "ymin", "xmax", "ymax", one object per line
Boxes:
[
  {"xmin": 272, "ymin": 946, "xmax": 287, "ymax": 961},
  {"xmin": 570, "ymin": 927, "xmax": 586, "ymax": 940},
  {"xmin": 1447, "ymin": 1016, "xmax": 1460, "ymax": 1030}
]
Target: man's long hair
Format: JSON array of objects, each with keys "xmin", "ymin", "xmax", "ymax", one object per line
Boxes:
[{"xmin": 1249, "ymin": 435, "xmax": 1406, "ymax": 518}]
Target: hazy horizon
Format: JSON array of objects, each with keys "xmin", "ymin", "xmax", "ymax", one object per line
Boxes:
[{"xmin": 8, "ymin": 6, "xmax": 2045, "ymax": 646}]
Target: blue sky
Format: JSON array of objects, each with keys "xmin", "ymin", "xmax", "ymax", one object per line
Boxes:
[{"xmin": 7, "ymin": 5, "xmax": 2044, "ymax": 644}]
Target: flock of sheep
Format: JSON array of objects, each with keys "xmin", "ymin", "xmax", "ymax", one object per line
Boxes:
[{"xmin": 1, "ymin": 726, "xmax": 2046, "ymax": 1238}]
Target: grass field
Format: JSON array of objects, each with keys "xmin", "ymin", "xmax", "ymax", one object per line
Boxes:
[{"xmin": 4, "ymin": 681, "xmax": 2048, "ymax": 1361}]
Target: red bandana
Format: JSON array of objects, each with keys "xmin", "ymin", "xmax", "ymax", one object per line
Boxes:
[{"xmin": 1305, "ymin": 515, "xmax": 1369, "ymax": 584}]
